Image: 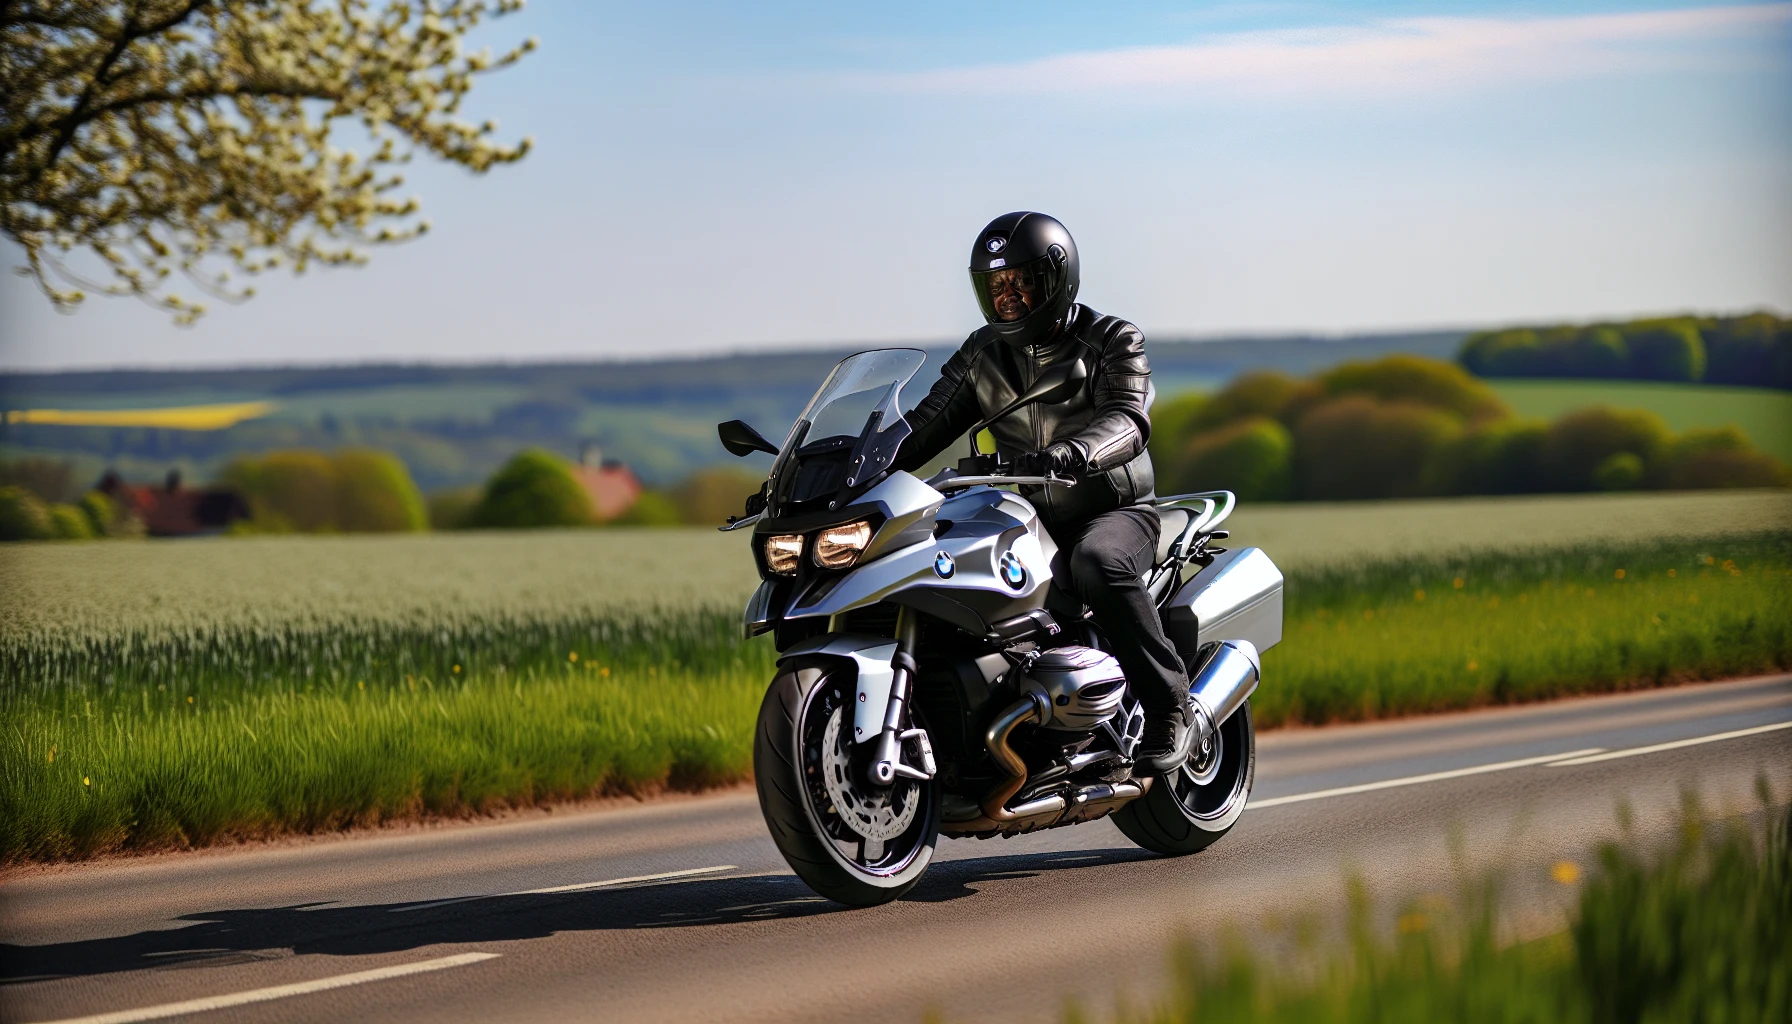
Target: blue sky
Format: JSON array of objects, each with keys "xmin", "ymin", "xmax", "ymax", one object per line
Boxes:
[{"xmin": 2, "ymin": 0, "xmax": 1789, "ymax": 370}]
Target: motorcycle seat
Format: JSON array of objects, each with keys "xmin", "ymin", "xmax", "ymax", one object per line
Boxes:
[{"xmin": 1155, "ymin": 506, "xmax": 1191, "ymax": 566}]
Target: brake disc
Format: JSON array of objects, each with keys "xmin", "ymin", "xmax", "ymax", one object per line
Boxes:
[{"xmin": 820, "ymin": 706, "xmax": 918, "ymax": 842}]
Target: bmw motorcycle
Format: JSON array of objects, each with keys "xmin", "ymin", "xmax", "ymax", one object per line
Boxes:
[{"xmin": 716, "ymin": 348, "xmax": 1283, "ymax": 906}]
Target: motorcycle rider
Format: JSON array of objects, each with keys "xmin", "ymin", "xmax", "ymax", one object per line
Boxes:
[{"xmin": 891, "ymin": 212, "xmax": 1197, "ymax": 776}]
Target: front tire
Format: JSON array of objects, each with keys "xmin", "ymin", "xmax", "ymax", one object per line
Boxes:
[
  {"xmin": 1113, "ymin": 700, "xmax": 1255, "ymax": 855},
  {"xmin": 753, "ymin": 660, "xmax": 940, "ymax": 906}
]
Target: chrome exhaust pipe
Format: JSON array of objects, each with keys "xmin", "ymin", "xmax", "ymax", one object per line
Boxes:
[
  {"xmin": 980, "ymin": 690, "xmax": 1068, "ymax": 824},
  {"xmin": 1188, "ymin": 640, "xmax": 1260, "ymax": 746}
]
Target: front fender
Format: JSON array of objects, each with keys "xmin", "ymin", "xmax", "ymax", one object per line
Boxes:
[{"xmin": 778, "ymin": 633, "xmax": 897, "ymax": 744}]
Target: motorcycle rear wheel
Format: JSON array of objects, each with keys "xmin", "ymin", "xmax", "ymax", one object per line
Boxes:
[
  {"xmin": 753, "ymin": 660, "xmax": 940, "ymax": 907},
  {"xmin": 1113, "ymin": 700, "xmax": 1255, "ymax": 855}
]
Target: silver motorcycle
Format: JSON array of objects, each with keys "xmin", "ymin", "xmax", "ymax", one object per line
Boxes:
[{"xmin": 717, "ymin": 348, "xmax": 1283, "ymax": 906}]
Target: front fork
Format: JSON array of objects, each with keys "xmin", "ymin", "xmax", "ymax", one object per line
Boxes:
[{"xmin": 867, "ymin": 607, "xmax": 935, "ymax": 786}]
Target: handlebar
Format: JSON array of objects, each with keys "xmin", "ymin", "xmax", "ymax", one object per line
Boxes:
[{"xmin": 931, "ymin": 472, "xmax": 1076, "ymax": 492}]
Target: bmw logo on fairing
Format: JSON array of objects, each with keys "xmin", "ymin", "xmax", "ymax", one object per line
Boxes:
[
  {"xmin": 986, "ymin": 236, "xmax": 1006, "ymax": 253},
  {"xmin": 934, "ymin": 551, "xmax": 956, "ymax": 579},
  {"xmin": 999, "ymin": 551, "xmax": 1027, "ymax": 589}
]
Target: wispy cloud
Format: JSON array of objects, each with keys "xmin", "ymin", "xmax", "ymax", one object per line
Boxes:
[{"xmin": 859, "ymin": 4, "xmax": 1792, "ymax": 98}]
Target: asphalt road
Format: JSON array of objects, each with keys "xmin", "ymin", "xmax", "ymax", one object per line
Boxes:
[{"xmin": 3, "ymin": 675, "xmax": 1789, "ymax": 1024}]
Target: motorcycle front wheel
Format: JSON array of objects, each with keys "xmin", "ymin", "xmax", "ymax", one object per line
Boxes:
[
  {"xmin": 1112, "ymin": 700, "xmax": 1255, "ymax": 855},
  {"xmin": 753, "ymin": 659, "xmax": 940, "ymax": 906}
]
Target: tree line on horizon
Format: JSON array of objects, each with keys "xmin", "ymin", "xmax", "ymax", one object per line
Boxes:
[
  {"xmin": 1458, "ymin": 312, "xmax": 1790, "ymax": 388},
  {"xmin": 1149, "ymin": 354, "xmax": 1788, "ymax": 504}
]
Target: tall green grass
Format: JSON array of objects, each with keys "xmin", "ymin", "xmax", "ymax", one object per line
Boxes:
[
  {"xmin": 2, "ymin": 532, "xmax": 1786, "ymax": 862},
  {"xmin": 1115, "ymin": 793, "xmax": 1790, "ymax": 1024},
  {"xmin": 1262, "ymin": 532, "xmax": 1792, "ymax": 725}
]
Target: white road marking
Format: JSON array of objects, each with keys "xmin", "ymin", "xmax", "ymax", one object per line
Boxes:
[
  {"xmin": 1545, "ymin": 720, "xmax": 1792, "ymax": 766},
  {"xmin": 1247, "ymin": 749, "xmax": 1604, "ymax": 809},
  {"xmin": 24, "ymin": 952, "xmax": 499, "ymax": 1024},
  {"xmin": 394, "ymin": 864, "xmax": 737, "ymax": 913}
]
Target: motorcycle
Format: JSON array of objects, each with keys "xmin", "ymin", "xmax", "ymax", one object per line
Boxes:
[{"xmin": 716, "ymin": 348, "xmax": 1283, "ymax": 906}]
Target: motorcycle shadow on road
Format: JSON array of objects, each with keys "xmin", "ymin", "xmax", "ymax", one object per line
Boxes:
[{"xmin": 1, "ymin": 847, "xmax": 1157, "ymax": 984}]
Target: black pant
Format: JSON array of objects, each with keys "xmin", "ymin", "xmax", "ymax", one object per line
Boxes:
[{"xmin": 1047, "ymin": 506, "xmax": 1190, "ymax": 714}]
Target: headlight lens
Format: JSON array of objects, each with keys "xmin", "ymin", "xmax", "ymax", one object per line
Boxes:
[
  {"xmin": 814, "ymin": 519, "xmax": 873, "ymax": 569},
  {"xmin": 763, "ymin": 534, "xmax": 803, "ymax": 575}
]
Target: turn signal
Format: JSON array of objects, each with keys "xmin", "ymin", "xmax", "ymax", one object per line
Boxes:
[
  {"xmin": 763, "ymin": 534, "xmax": 803, "ymax": 575},
  {"xmin": 813, "ymin": 520, "xmax": 873, "ymax": 569}
]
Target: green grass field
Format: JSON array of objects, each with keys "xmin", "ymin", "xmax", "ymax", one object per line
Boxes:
[
  {"xmin": 1105, "ymin": 797, "xmax": 1788, "ymax": 1024},
  {"xmin": 2, "ymin": 491, "xmax": 1787, "ymax": 862},
  {"xmin": 1490, "ymin": 379, "xmax": 1792, "ymax": 461}
]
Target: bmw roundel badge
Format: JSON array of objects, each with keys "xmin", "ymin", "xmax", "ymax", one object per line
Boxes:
[
  {"xmin": 986, "ymin": 236, "xmax": 1006, "ymax": 253},
  {"xmin": 934, "ymin": 551, "xmax": 955, "ymax": 579},
  {"xmin": 999, "ymin": 551, "xmax": 1027, "ymax": 589}
]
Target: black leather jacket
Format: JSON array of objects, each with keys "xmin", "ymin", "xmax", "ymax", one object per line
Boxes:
[{"xmin": 894, "ymin": 303, "xmax": 1157, "ymax": 531}]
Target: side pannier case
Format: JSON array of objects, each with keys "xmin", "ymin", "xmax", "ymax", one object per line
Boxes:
[{"xmin": 1162, "ymin": 547, "xmax": 1284, "ymax": 659}]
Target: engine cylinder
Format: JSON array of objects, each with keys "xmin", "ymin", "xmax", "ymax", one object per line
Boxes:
[{"xmin": 1021, "ymin": 646, "xmax": 1127, "ymax": 730}]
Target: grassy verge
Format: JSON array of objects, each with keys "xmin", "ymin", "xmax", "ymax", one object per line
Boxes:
[
  {"xmin": 1261, "ymin": 532, "xmax": 1792, "ymax": 725},
  {"xmin": 1114, "ymin": 793, "xmax": 1789, "ymax": 1024},
  {"xmin": 2, "ymin": 532, "xmax": 1786, "ymax": 863}
]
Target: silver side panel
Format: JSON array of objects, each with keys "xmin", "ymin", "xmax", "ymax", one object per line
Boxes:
[
  {"xmin": 742, "ymin": 580, "xmax": 776, "ymax": 639},
  {"xmin": 779, "ymin": 633, "xmax": 898, "ymax": 742},
  {"xmin": 1163, "ymin": 546, "xmax": 1284, "ymax": 656},
  {"xmin": 783, "ymin": 484, "xmax": 1055, "ymax": 631}
]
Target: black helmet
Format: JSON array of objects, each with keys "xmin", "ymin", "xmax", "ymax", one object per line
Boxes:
[{"xmin": 969, "ymin": 212, "xmax": 1080, "ymax": 347}]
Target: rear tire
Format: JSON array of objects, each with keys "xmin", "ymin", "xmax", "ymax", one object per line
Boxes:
[
  {"xmin": 753, "ymin": 659, "xmax": 940, "ymax": 906},
  {"xmin": 1113, "ymin": 700, "xmax": 1255, "ymax": 855}
]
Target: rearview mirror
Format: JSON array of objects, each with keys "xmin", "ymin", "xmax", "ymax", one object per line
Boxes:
[
  {"xmin": 968, "ymin": 359, "xmax": 1089, "ymax": 454},
  {"xmin": 718, "ymin": 419, "xmax": 779, "ymax": 457},
  {"xmin": 1022, "ymin": 358, "xmax": 1088, "ymax": 407}
]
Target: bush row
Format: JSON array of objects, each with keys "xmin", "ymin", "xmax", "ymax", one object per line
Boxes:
[
  {"xmin": 1151, "ymin": 355, "xmax": 1788, "ymax": 501},
  {"xmin": 1459, "ymin": 311, "xmax": 1791, "ymax": 387},
  {"xmin": 0, "ymin": 486, "xmax": 133, "ymax": 542}
]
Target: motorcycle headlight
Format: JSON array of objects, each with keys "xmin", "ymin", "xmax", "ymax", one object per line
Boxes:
[
  {"xmin": 814, "ymin": 519, "xmax": 873, "ymax": 569},
  {"xmin": 763, "ymin": 534, "xmax": 803, "ymax": 576}
]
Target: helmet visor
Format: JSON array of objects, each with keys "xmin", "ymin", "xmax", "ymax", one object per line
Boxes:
[{"xmin": 971, "ymin": 254, "xmax": 1063, "ymax": 325}]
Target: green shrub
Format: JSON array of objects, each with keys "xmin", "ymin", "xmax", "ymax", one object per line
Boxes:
[
  {"xmin": 471, "ymin": 449, "xmax": 594, "ymax": 529},
  {"xmin": 1653, "ymin": 426, "xmax": 1791, "ymax": 490},
  {"xmin": 673, "ymin": 467, "xmax": 766, "ymax": 527},
  {"xmin": 1320, "ymin": 355, "xmax": 1510, "ymax": 422},
  {"xmin": 1428, "ymin": 419, "xmax": 1548, "ymax": 495},
  {"xmin": 77, "ymin": 491, "xmax": 118, "ymax": 536},
  {"xmin": 1620, "ymin": 319, "xmax": 1707, "ymax": 382},
  {"xmin": 222, "ymin": 450, "xmax": 338, "ymax": 531},
  {"xmin": 1148, "ymin": 391, "xmax": 1211, "ymax": 469},
  {"xmin": 1187, "ymin": 371, "xmax": 1302, "ymax": 433},
  {"xmin": 616, "ymin": 490, "xmax": 684, "ymax": 526},
  {"xmin": 426, "ymin": 485, "xmax": 484, "ymax": 530},
  {"xmin": 1171, "ymin": 416, "xmax": 1292, "ymax": 501},
  {"xmin": 335, "ymin": 449, "xmax": 427, "ymax": 532},
  {"xmin": 1592, "ymin": 452, "xmax": 1645, "ymax": 491},
  {"xmin": 224, "ymin": 448, "xmax": 429, "ymax": 533},
  {"xmin": 1539, "ymin": 407, "xmax": 1671, "ymax": 491},
  {"xmin": 47, "ymin": 504, "xmax": 94, "ymax": 540},
  {"xmin": 1292, "ymin": 397, "xmax": 1462, "ymax": 500},
  {"xmin": 0, "ymin": 485, "xmax": 54, "ymax": 541}
]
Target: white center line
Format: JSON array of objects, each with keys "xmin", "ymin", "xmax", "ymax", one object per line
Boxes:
[
  {"xmin": 1546, "ymin": 720, "xmax": 1792, "ymax": 766},
  {"xmin": 394, "ymin": 864, "xmax": 737, "ymax": 913},
  {"xmin": 24, "ymin": 952, "xmax": 499, "ymax": 1024},
  {"xmin": 1248, "ymin": 749, "xmax": 1604, "ymax": 809}
]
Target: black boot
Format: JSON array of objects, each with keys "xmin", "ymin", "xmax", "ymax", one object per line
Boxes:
[{"xmin": 1134, "ymin": 695, "xmax": 1207, "ymax": 777}]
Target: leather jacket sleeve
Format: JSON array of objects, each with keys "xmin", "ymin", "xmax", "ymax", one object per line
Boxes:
[
  {"xmin": 1065, "ymin": 319, "xmax": 1152, "ymax": 472},
  {"xmin": 891, "ymin": 333, "xmax": 987, "ymax": 473}
]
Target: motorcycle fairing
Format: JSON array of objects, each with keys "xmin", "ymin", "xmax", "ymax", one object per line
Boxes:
[
  {"xmin": 781, "ymin": 484, "xmax": 1058, "ymax": 635},
  {"xmin": 778, "ymin": 633, "xmax": 899, "ymax": 743}
]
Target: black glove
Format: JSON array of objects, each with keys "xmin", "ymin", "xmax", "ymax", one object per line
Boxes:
[{"xmin": 1011, "ymin": 442, "xmax": 1084, "ymax": 480}]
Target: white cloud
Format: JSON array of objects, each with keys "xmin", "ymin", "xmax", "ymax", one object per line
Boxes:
[{"xmin": 863, "ymin": 4, "xmax": 1792, "ymax": 98}]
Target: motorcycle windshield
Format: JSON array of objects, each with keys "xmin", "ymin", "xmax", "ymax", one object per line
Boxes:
[{"xmin": 768, "ymin": 348, "xmax": 927, "ymax": 514}]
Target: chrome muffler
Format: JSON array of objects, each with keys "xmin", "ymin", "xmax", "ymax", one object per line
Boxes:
[{"xmin": 1187, "ymin": 639, "xmax": 1260, "ymax": 747}]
